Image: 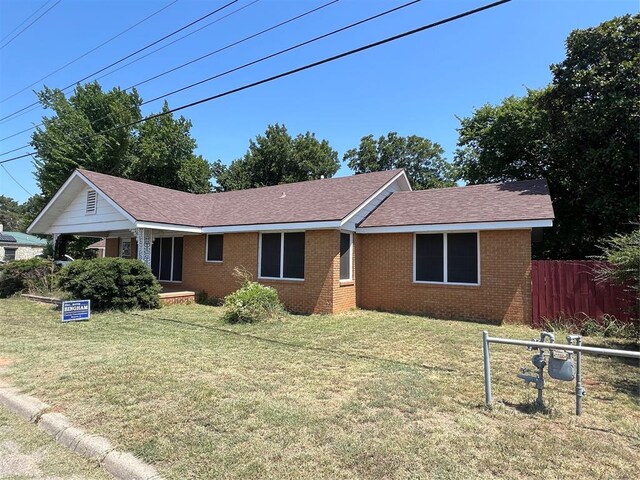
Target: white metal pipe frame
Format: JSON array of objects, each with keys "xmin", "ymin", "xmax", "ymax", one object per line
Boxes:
[{"xmin": 482, "ymin": 331, "xmax": 639, "ymax": 415}]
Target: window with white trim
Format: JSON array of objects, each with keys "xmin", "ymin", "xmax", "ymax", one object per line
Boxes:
[
  {"xmin": 86, "ymin": 190, "xmax": 97, "ymax": 214},
  {"xmin": 259, "ymin": 232, "xmax": 305, "ymax": 280},
  {"xmin": 3, "ymin": 248, "xmax": 17, "ymax": 261},
  {"xmin": 151, "ymin": 237, "xmax": 183, "ymax": 282},
  {"xmin": 206, "ymin": 234, "xmax": 223, "ymax": 262},
  {"xmin": 414, "ymin": 232, "xmax": 478, "ymax": 284},
  {"xmin": 340, "ymin": 232, "xmax": 353, "ymax": 281},
  {"xmin": 120, "ymin": 238, "xmax": 131, "ymax": 258}
]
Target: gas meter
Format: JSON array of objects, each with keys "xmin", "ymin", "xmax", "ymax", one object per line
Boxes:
[{"xmin": 548, "ymin": 349, "xmax": 575, "ymax": 381}]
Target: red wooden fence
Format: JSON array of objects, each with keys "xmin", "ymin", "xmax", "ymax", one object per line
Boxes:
[{"xmin": 531, "ymin": 260, "xmax": 636, "ymax": 327}]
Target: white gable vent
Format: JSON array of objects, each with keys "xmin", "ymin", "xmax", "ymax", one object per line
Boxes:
[{"xmin": 86, "ymin": 190, "xmax": 97, "ymax": 214}]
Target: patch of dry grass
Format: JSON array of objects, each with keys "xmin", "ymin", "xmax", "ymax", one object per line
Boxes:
[
  {"xmin": 0, "ymin": 407, "xmax": 110, "ymax": 479},
  {"xmin": 0, "ymin": 298, "xmax": 638, "ymax": 479}
]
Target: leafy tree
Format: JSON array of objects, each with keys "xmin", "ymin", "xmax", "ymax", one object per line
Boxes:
[
  {"xmin": 0, "ymin": 195, "xmax": 23, "ymax": 231},
  {"xmin": 593, "ymin": 227, "xmax": 640, "ymax": 322},
  {"xmin": 213, "ymin": 124, "xmax": 339, "ymax": 191},
  {"xmin": 344, "ymin": 132, "xmax": 457, "ymax": 189},
  {"xmin": 127, "ymin": 102, "xmax": 211, "ymax": 193},
  {"xmin": 32, "ymin": 82, "xmax": 142, "ymax": 199},
  {"xmin": 455, "ymin": 14, "xmax": 639, "ymax": 259},
  {"xmin": 31, "ymin": 82, "xmax": 212, "ymax": 198},
  {"xmin": 17, "ymin": 194, "xmax": 46, "ymax": 232}
]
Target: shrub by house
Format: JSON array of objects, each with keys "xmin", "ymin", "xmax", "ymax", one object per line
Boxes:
[{"xmin": 58, "ymin": 258, "xmax": 161, "ymax": 310}]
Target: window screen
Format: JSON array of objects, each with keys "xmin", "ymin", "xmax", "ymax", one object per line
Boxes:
[
  {"xmin": 283, "ymin": 232, "xmax": 305, "ymax": 279},
  {"xmin": 151, "ymin": 239, "xmax": 160, "ymax": 277},
  {"xmin": 260, "ymin": 233, "xmax": 281, "ymax": 278},
  {"xmin": 340, "ymin": 233, "xmax": 351, "ymax": 280},
  {"xmin": 447, "ymin": 232, "xmax": 478, "ymax": 284},
  {"xmin": 173, "ymin": 237, "xmax": 183, "ymax": 282},
  {"xmin": 415, "ymin": 234, "xmax": 444, "ymax": 282},
  {"xmin": 206, "ymin": 234, "xmax": 223, "ymax": 262},
  {"xmin": 159, "ymin": 238, "xmax": 173, "ymax": 281}
]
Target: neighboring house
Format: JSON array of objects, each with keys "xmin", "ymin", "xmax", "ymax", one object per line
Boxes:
[
  {"xmin": 27, "ymin": 169, "xmax": 554, "ymax": 323},
  {"xmin": 0, "ymin": 224, "xmax": 47, "ymax": 261},
  {"xmin": 87, "ymin": 239, "xmax": 106, "ymax": 257}
]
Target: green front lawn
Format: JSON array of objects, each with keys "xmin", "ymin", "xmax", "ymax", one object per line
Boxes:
[{"xmin": 0, "ymin": 297, "xmax": 638, "ymax": 479}]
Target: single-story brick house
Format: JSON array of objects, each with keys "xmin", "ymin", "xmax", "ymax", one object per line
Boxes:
[
  {"xmin": 0, "ymin": 225, "xmax": 47, "ymax": 262},
  {"xmin": 28, "ymin": 168, "xmax": 554, "ymax": 323}
]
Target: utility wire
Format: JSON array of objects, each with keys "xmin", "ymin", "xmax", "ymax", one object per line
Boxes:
[
  {"xmin": 0, "ymin": 0, "xmax": 53, "ymax": 44},
  {"xmin": 0, "ymin": 0, "xmax": 336, "ymax": 144},
  {"xmin": 1, "ymin": 0, "xmax": 179, "ymax": 104},
  {"xmin": 1, "ymin": 164, "xmax": 32, "ymax": 195},
  {"xmin": 0, "ymin": 0, "xmax": 512, "ymax": 165},
  {"xmin": 0, "ymin": 0, "xmax": 62, "ymax": 50},
  {"xmin": 143, "ymin": 0, "xmax": 420, "ymax": 106},
  {"xmin": 94, "ymin": 0, "xmax": 263, "ymax": 85},
  {"xmin": 0, "ymin": 0, "xmax": 240, "ymax": 123}
]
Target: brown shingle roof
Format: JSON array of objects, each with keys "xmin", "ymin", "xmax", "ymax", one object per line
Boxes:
[
  {"xmin": 358, "ymin": 179, "xmax": 554, "ymax": 228},
  {"xmin": 78, "ymin": 169, "xmax": 404, "ymax": 227}
]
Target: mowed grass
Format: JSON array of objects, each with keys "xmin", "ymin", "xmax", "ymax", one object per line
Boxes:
[
  {"xmin": 0, "ymin": 297, "xmax": 638, "ymax": 479},
  {"xmin": 0, "ymin": 407, "xmax": 111, "ymax": 479}
]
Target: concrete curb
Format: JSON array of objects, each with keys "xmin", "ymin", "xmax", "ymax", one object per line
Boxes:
[{"xmin": 0, "ymin": 387, "xmax": 163, "ymax": 480}]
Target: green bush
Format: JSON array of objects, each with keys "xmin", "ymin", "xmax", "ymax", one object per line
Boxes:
[
  {"xmin": 57, "ymin": 258, "xmax": 161, "ymax": 311},
  {"xmin": 543, "ymin": 313, "xmax": 637, "ymax": 340},
  {"xmin": 222, "ymin": 269, "xmax": 284, "ymax": 323},
  {"xmin": 0, "ymin": 258, "xmax": 57, "ymax": 298}
]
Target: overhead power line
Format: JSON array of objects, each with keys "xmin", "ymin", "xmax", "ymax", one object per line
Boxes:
[
  {"xmin": 0, "ymin": 0, "xmax": 53, "ymax": 44},
  {"xmin": 1, "ymin": 164, "xmax": 33, "ymax": 196},
  {"xmin": 1, "ymin": 0, "xmax": 179, "ymax": 104},
  {"xmin": 0, "ymin": 0, "xmax": 335, "ymax": 144},
  {"xmin": 142, "ymin": 0, "xmax": 421, "ymax": 106},
  {"xmin": 0, "ymin": 0, "xmax": 512, "ymax": 166},
  {"xmin": 0, "ymin": 0, "xmax": 62, "ymax": 50},
  {"xmin": 0, "ymin": 0, "xmax": 240, "ymax": 123},
  {"xmin": 94, "ymin": 0, "xmax": 263, "ymax": 85}
]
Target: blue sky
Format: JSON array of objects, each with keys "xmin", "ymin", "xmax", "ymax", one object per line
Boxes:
[{"xmin": 0, "ymin": 0, "xmax": 636, "ymax": 204}]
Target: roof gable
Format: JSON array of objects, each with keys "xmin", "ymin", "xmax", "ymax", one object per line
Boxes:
[
  {"xmin": 77, "ymin": 169, "xmax": 410, "ymax": 228},
  {"xmin": 28, "ymin": 171, "xmax": 135, "ymax": 234}
]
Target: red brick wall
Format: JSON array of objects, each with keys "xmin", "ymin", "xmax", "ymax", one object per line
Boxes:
[
  {"xmin": 179, "ymin": 230, "xmax": 356, "ymax": 314},
  {"xmin": 356, "ymin": 230, "xmax": 532, "ymax": 324}
]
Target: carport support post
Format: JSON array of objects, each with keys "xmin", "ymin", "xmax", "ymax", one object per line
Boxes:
[
  {"xmin": 135, "ymin": 228, "xmax": 153, "ymax": 268},
  {"xmin": 483, "ymin": 330, "xmax": 492, "ymax": 408}
]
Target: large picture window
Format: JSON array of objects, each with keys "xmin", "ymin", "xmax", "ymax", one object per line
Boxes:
[
  {"xmin": 340, "ymin": 232, "xmax": 353, "ymax": 281},
  {"xmin": 259, "ymin": 232, "xmax": 305, "ymax": 280},
  {"xmin": 206, "ymin": 234, "xmax": 223, "ymax": 262},
  {"xmin": 414, "ymin": 232, "xmax": 478, "ymax": 285},
  {"xmin": 151, "ymin": 237, "xmax": 183, "ymax": 282}
]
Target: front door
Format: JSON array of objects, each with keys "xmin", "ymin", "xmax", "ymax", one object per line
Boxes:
[{"xmin": 151, "ymin": 237, "xmax": 183, "ymax": 282}]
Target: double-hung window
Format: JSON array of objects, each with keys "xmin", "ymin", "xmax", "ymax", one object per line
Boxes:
[
  {"xmin": 259, "ymin": 232, "xmax": 305, "ymax": 280},
  {"xmin": 414, "ymin": 232, "xmax": 479, "ymax": 285}
]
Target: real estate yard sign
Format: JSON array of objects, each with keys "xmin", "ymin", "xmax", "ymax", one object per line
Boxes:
[{"xmin": 62, "ymin": 300, "xmax": 90, "ymax": 322}]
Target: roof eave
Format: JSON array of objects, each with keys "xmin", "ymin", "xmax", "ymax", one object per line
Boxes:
[{"xmin": 356, "ymin": 218, "xmax": 554, "ymax": 234}]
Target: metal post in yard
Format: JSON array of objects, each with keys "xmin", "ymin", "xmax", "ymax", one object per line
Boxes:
[
  {"xmin": 576, "ymin": 338, "xmax": 583, "ymax": 416},
  {"xmin": 483, "ymin": 330, "xmax": 492, "ymax": 408}
]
